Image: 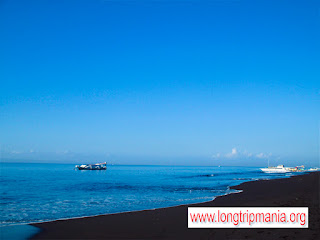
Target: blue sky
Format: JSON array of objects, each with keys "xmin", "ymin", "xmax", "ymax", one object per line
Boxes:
[{"xmin": 0, "ymin": 0, "xmax": 319, "ymax": 166}]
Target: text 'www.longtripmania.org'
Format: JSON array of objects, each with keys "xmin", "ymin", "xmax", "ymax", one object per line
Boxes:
[{"xmin": 188, "ymin": 207, "xmax": 308, "ymax": 228}]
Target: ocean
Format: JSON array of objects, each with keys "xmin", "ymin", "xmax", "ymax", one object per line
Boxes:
[{"xmin": 0, "ymin": 162, "xmax": 299, "ymax": 228}]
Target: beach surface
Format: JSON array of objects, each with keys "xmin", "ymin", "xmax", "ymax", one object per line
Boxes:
[{"xmin": 31, "ymin": 172, "xmax": 320, "ymax": 240}]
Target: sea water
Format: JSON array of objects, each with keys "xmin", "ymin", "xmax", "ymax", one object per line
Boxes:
[{"xmin": 0, "ymin": 163, "xmax": 297, "ymax": 227}]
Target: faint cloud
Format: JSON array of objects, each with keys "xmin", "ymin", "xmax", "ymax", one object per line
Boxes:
[
  {"xmin": 226, "ymin": 148, "xmax": 238, "ymax": 158},
  {"xmin": 212, "ymin": 147, "xmax": 272, "ymax": 160},
  {"xmin": 212, "ymin": 153, "xmax": 221, "ymax": 158},
  {"xmin": 11, "ymin": 150, "xmax": 21, "ymax": 154},
  {"xmin": 256, "ymin": 152, "xmax": 272, "ymax": 159},
  {"xmin": 56, "ymin": 150, "xmax": 70, "ymax": 155},
  {"xmin": 256, "ymin": 153, "xmax": 265, "ymax": 158}
]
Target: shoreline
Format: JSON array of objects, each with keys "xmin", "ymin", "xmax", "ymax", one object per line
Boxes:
[
  {"xmin": 2, "ymin": 181, "xmax": 243, "ymax": 227},
  {"xmin": 30, "ymin": 172, "xmax": 320, "ymax": 239},
  {"xmin": 3, "ymin": 188, "xmax": 241, "ymax": 227}
]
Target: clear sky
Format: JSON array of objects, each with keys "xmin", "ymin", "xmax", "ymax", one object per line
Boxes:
[{"xmin": 0, "ymin": 0, "xmax": 319, "ymax": 166}]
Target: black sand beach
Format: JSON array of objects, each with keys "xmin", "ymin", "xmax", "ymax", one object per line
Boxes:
[{"xmin": 31, "ymin": 172, "xmax": 320, "ymax": 240}]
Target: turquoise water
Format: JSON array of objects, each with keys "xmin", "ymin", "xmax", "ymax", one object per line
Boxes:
[{"xmin": 0, "ymin": 163, "xmax": 296, "ymax": 227}]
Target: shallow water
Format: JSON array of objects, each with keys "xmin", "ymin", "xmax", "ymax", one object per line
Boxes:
[
  {"xmin": 0, "ymin": 163, "xmax": 296, "ymax": 227},
  {"xmin": 0, "ymin": 225, "xmax": 39, "ymax": 240}
]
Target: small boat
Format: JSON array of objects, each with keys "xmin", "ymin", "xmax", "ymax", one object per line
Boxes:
[
  {"xmin": 260, "ymin": 165, "xmax": 290, "ymax": 173},
  {"xmin": 307, "ymin": 167, "xmax": 320, "ymax": 172},
  {"xmin": 287, "ymin": 165, "xmax": 305, "ymax": 172},
  {"xmin": 75, "ymin": 162, "xmax": 107, "ymax": 170}
]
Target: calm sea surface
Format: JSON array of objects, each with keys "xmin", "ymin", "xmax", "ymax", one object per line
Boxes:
[{"xmin": 0, "ymin": 163, "xmax": 298, "ymax": 227}]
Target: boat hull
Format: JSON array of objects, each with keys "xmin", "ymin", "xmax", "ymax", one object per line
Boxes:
[
  {"xmin": 260, "ymin": 168, "xmax": 289, "ymax": 173},
  {"xmin": 76, "ymin": 167, "xmax": 106, "ymax": 170}
]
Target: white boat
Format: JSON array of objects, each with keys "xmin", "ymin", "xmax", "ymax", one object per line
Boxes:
[
  {"xmin": 75, "ymin": 162, "xmax": 107, "ymax": 170},
  {"xmin": 306, "ymin": 167, "xmax": 320, "ymax": 172},
  {"xmin": 260, "ymin": 165, "xmax": 290, "ymax": 173}
]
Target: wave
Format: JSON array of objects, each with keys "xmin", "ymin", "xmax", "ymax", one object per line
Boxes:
[
  {"xmin": 181, "ymin": 170, "xmax": 262, "ymax": 179},
  {"xmin": 64, "ymin": 182, "xmax": 230, "ymax": 193}
]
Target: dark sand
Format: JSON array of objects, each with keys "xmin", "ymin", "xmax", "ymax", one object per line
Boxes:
[{"xmin": 31, "ymin": 172, "xmax": 320, "ymax": 240}]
